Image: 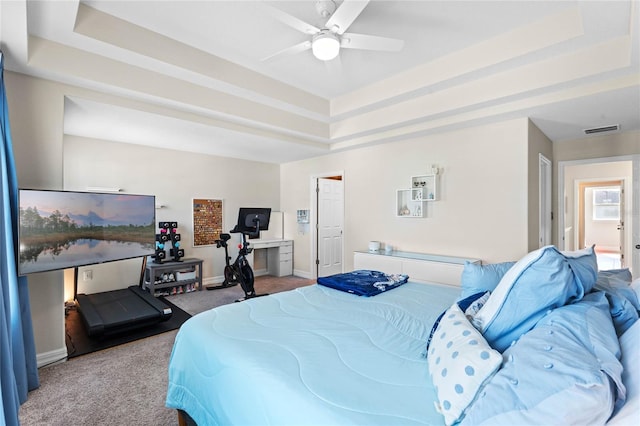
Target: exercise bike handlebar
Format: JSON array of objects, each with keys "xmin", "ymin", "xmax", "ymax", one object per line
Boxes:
[
  {"xmin": 230, "ymin": 216, "xmax": 264, "ymax": 239},
  {"xmin": 230, "ymin": 226, "xmax": 259, "ymax": 239}
]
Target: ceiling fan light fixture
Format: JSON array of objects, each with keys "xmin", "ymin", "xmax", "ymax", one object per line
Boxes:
[{"xmin": 312, "ymin": 31, "xmax": 340, "ymax": 61}]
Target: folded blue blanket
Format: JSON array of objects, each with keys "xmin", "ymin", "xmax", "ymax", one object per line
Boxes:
[{"xmin": 317, "ymin": 270, "xmax": 409, "ymax": 296}]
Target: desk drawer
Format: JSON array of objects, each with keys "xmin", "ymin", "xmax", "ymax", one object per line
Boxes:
[
  {"xmin": 279, "ymin": 259, "xmax": 293, "ymax": 276},
  {"xmin": 280, "ymin": 251, "xmax": 292, "ymax": 262},
  {"xmin": 279, "ymin": 244, "xmax": 293, "ymax": 255},
  {"xmin": 252, "ymin": 242, "xmax": 275, "ymax": 249}
]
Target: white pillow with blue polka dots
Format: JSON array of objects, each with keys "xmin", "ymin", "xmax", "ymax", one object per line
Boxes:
[{"xmin": 427, "ymin": 303, "xmax": 502, "ymax": 425}]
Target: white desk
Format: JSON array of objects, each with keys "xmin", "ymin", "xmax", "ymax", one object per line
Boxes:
[{"xmin": 248, "ymin": 239, "xmax": 293, "ymax": 277}]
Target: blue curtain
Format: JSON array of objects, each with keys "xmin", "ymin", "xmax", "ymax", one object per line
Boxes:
[{"xmin": 0, "ymin": 51, "xmax": 39, "ymax": 425}]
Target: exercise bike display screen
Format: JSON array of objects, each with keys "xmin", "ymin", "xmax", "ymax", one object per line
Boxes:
[{"xmin": 235, "ymin": 207, "xmax": 271, "ymax": 236}]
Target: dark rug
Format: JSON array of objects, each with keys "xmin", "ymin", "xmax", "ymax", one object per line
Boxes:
[{"xmin": 65, "ymin": 297, "xmax": 190, "ymax": 359}]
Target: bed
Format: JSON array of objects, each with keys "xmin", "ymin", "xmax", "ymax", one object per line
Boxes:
[{"xmin": 166, "ymin": 246, "xmax": 639, "ymax": 425}]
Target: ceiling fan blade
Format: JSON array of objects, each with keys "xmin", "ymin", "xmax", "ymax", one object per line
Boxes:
[
  {"xmin": 341, "ymin": 32, "xmax": 404, "ymax": 51},
  {"xmin": 325, "ymin": 0, "xmax": 370, "ymax": 35},
  {"xmin": 262, "ymin": 41, "xmax": 312, "ymax": 61},
  {"xmin": 260, "ymin": 3, "xmax": 320, "ymax": 35}
]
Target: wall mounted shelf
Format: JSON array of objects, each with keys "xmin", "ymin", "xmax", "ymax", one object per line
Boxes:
[{"xmin": 396, "ymin": 173, "xmax": 438, "ymax": 218}]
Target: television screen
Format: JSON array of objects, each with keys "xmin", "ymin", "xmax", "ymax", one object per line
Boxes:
[{"xmin": 18, "ymin": 189, "xmax": 156, "ymax": 276}]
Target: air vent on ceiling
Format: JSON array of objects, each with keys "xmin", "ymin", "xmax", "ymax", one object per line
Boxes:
[{"xmin": 583, "ymin": 124, "xmax": 620, "ymax": 135}]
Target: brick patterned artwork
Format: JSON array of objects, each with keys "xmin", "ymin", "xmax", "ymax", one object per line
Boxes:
[{"xmin": 192, "ymin": 198, "xmax": 223, "ymax": 246}]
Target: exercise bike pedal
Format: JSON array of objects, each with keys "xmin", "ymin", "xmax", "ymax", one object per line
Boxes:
[
  {"xmin": 205, "ymin": 281, "xmax": 238, "ymax": 291},
  {"xmin": 235, "ymin": 293, "xmax": 269, "ymax": 303}
]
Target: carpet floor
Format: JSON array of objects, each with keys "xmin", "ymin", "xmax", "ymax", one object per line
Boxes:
[{"xmin": 19, "ymin": 275, "xmax": 314, "ymax": 426}]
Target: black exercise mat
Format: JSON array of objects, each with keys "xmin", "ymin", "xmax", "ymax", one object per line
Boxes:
[{"xmin": 65, "ymin": 297, "xmax": 191, "ymax": 359}]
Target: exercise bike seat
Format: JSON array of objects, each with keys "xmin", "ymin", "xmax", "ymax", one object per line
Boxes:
[{"xmin": 214, "ymin": 233, "xmax": 231, "ymax": 248}]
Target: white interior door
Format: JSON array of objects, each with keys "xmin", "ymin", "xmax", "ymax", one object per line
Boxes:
[
  {"xmin": 539, "ymin": 154, "xmax": 552, "ymax": 247},
  {"xmin": 618, "ymin": 181, "xmax": 626, "ymax": 267},
  {"xmin": 317, "ymin": 178, "xmax": 344, "ymax": 277}
]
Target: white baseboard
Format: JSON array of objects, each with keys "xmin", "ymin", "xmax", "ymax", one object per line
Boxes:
[
  {"xmin": 253, "ymin": 268, "xmax": 268, "ymax": 277},
  {"xmin": 205, "ymin": 271, "xmax": 313, "ymax": 284},
  {"xmin": 37, "ymin": 347, "xmax": 68, "ymax": 368},
  {"xmin": 203, "ymin": 276, "xmax": 224, "ymax": 286},
  {"xmin": 293, "ymin": 270, "xmax": 313, "ymax": 280}
]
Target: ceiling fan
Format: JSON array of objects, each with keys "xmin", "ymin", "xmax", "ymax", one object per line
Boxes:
[{"xmin": 262, "ymin": 0, "xmax": 404, "ymax": 62}]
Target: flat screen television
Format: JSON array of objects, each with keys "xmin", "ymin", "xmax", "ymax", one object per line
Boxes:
[{"xmin": 17, "ymin": 189, "xmax": 156, "ymax": 276}]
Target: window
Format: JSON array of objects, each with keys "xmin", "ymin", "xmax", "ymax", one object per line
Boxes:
[{"xmin": 593, "ymin": 187, "xmax": 620, "ymax": 221}]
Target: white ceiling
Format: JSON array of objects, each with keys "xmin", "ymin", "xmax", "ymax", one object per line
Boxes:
[{"xmin": 1, "ymin": 0, "xmax": 638, "ymax": 163}]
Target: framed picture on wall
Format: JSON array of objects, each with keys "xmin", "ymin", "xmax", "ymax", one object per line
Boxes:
[{"xmin": 192, "ymin": 198, "xmax": 223, "ymax": 246}]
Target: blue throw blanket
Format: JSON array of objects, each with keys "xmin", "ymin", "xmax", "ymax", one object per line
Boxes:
[{"xmin": 317, "ymin": 270, "xmax": 409, "ymax": 296}]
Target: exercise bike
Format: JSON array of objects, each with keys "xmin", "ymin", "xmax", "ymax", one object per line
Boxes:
[
  {"xmin": 206, "ymin": 208, "xmax": 271, "ymax": 302},
  {"xmin": 205, "ymin": 231, "xmax": 255, "ymax": 297}
]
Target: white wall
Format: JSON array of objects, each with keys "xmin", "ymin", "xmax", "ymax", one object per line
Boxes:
[{"xmin": 281, "ymin": 118, "xmax": 534, "ymax": 278}]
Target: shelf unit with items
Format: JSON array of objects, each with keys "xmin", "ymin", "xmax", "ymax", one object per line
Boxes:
[
  {"xmin": 396, "ymin": 189, "xmax": 424, "ymax": 217},
  {"xmin": 396, "ymin": 172, "xmax": 438, "ymax": 218},
  {"xmin": 410, "ymin": 174, "xmax": 437, "ymax": 201},
  {"xmin": 142, "ymin": 257, "xmax": 203, "ymax": 296}
]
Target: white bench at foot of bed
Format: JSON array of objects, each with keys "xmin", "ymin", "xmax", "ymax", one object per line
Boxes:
[{"xmin": 353, "ymin": 250, "xmax": 480, "ymax": 287}]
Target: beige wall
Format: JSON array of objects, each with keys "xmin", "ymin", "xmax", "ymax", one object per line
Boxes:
[
  {"xmin": 63, "ymin": 136, "xmax": 280, "ymax": 297},
  {"xmin": 527, "ymin": 119, "xmax": 554, "ymax": 252},
  {"xmin": 6, "ymin": 71, "xmax": 280, "ymax": 365},
  {"xmin": 7, "ymin": 67, "xmax": 637, "ymax": 365},
  {"xmin": 553, "ymin": 131, "xmax": 640, "ymax": 162},
  {"xmin": 7, "ymin": 72, "xmax": 67, "ymax": 365},
  {"xmin": 281, "ymin": 118, "xmax": 534, "ymax": 277}
]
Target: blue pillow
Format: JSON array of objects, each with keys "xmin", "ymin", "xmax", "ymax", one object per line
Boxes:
[
  {"xmin": 562, "ymin": 246, "xmax": 598, "ymax": 293},
  {"xmin": 604, "ymin": 291, "xmax": 639, "ymax": 336},
  {"xmin": 472, "ymin": 246, "xmax": 594, "ymax": 352},
  {"xmin": 460, "ymin": 261, "xmax": 515, "ymax": 299},
  {"xmin": 426, "ymin": 291, "xmax": 488, "ymax": 354},
  {"xmin": 600, "ymin": 268, "xmax": 633, "ymax": 282},
  {"xmin": 461, "ymin": 292, "xmax": 624, "ymax": 425},
  {"xmin": 595, "ymin": 268, "xmax": 639, "ymax": 310}
]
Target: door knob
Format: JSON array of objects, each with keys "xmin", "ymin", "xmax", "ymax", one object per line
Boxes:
[{"xmin": 636, "ymin": 244, "xmax": 640, "ymax": 250}]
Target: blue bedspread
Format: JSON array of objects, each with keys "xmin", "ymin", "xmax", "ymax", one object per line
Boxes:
[
  {"xmin": 317, "ymin": 269, "xmax": 409, "ymax": 296},
  {"xmin": 166, "ymin": 282, "xmax": 459, "ymax": 425}
]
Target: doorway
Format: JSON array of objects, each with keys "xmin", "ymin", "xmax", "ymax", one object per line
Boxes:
[
  {"xmin": 310, "ymin": 172, "xmax": 345, "ymax": 279},
  {"xmin": 539, "ymin": 154, "xmax": 552, "ymax": 247},
  {"xmin": 578, "ymin": 180, "xmax": 624, "ymax": 269},
  {"xmin": 558, "ymin": 156, "xmax": 636, "ymax": 274}
]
